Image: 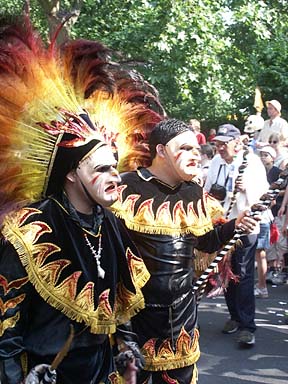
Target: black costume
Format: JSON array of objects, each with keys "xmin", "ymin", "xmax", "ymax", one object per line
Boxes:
[
  {"xmin": 0, "ymin": 193, "xmax": 149, "ymax": 383},
  {"xmin": 112, "ymin": 168, "xmax": 237, "ymax": 382}
]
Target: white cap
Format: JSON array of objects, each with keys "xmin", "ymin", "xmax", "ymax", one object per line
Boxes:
[
  {"xmin": 266, "ymin": 100, "xmax": 281, "ymax": 113},
  {"xmin": 259, "ymin": 146, "xmax": 276, "ymax": 159}
]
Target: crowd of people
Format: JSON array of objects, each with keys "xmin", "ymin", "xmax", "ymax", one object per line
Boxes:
[
  {"xmin": 197, "ymin": 100, "xmax": 288, "ymax": 305},
  {"xmin": 0, "ymin": 14, "xmax": 287, "ymax": 384}
]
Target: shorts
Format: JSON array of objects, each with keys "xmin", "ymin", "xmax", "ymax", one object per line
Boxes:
[
  {"xmin": 266, "ymin": 216, "xmax": 288, "ymax": 262},
  {"xmin": 256, "ymin": 222, "xmax": 270, "ymax": 250}
]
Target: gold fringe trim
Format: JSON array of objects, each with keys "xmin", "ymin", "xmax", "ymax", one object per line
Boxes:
[
  {"xmin": 142, "ymin": 327, "xmax": 200, "ymax": 371},
  {"xmin": 113, "ymin": 210, "xmax": 213, "ymax": 237},
  {"xmin": 191, "ymin": 364, "xmax": 198, "ymax": 384},
  {"xmin": 21, "ymin": 352, "xmax": 28, "ymax": 378},
  {"xmin": 112, "ymin": 195, "xmax": 215, "ymax": 237},
  {"xmin": 115, "ymin": 247, "xmax": 150, "ymax": 326},
  {"xmin": 2, "ymin": 213, "xmax": 147, "ymax": 335}
]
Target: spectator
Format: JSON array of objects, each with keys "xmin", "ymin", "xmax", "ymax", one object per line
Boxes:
[
  {"xmin": 189, "ymin": 118, "xmax": 207, "ymax": 145},
  {"xmin": 270, "ymin": 173, "xmax": 288, "ymax": 285},
  {"xmin": 267, "ymin": 132, "xmax": 288, "ymax": 170},
  {"xmin": 204, "ymin": 123, "xmax": 268, "ymax": 347},
  {"xmin": 200, "ymin": 143, "xmax": 214, "ymax": 184},
  {"xmin": 207, "ymin": 128, "xmax": 216, "ymax": 142},
  {"xmin": 255, "ymin": 146, "xmax": 280, "ymax": 298},
  {"xmin": 257, "ymin": 100, "xmax": 288, "ymax": 148}
]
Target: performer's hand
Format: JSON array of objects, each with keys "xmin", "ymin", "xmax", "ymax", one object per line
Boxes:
[
  {"xmin": 123, "ymin": 358, "xmax": 138, "ymax": 384},
  {"xmin": 235, "ymin": 179, "xmax": 245, "ymax": 192},
  {"xmin": 24, "ymin": 364, "xmax": 56, "ymax": 384},
  {"xmin": 235, "ymin": 210, "xmax": 260, "ymax": 233}
]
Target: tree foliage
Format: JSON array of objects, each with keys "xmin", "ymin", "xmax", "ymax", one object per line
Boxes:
[{"xmin": 0, "ymin": 0, "xmax": 288, "ymax": 132}]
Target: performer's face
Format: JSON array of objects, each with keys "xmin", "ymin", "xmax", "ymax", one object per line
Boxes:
[
  {"xmin": 76, "ymin": 145, "xmax": 121, "ymax": 207},
  {"xmin": 164, "ymin": 130, "xmax": 201, "ymax": 182}
]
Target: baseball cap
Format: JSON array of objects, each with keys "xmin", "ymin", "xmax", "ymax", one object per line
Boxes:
[
  {"xmin": 259, "ymin": 146, "xmax": 276, "ymax": 159},
  {"xmin": 213, "ymin": 124, "xmax": 241, "ymax": 142},
  {"xmin": 266, "ymin": 100, "xmax": 281, "ymax": 113}
]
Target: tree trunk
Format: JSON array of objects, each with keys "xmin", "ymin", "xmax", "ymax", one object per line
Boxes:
[{"xmin": 37, "ymin": 0, "xmax": 83, "ymax": 44}]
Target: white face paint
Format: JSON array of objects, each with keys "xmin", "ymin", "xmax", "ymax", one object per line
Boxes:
[
  {"xmin": 164, "ymin": 130, "xmax": 201, "ymax": 182},
  {"xmin": 75, "ymin": 145, "xmax": 121, "ymax": 207}
]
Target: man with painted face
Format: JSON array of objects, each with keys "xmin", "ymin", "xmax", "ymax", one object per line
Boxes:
[
  {"xmin": 112, "ymin": 119, "xmax": 259, "ymax": 383},
  {"xmin": 0, "ymin": 113, "xmax": 149, "ymax": 384},
  {"xmin": 0, "ymin": 18, "xmax": 148, "ymax": 383}
]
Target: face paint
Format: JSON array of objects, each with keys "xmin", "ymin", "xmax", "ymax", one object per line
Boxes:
[
  {"xmin": 164, "ymin": 130, "xmax": 201, "ymax": 182},
  {"xmin": 76, "ymin": 145, "xmax": 121, "ymax": 207}
]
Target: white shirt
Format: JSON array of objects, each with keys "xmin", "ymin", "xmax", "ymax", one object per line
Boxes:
[
  {"xmin": 258, "ymin": 116, "xmax": 288, "ymax": 143},
  {"xmin": 204, "ymin": 151, "xmax": 269, "ymax": 220}
]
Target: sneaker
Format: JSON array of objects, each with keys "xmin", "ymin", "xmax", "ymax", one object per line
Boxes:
[
  {"xmin": 254, "ymin": 286, "xmax": 268, "ymax": 298},
  {"xmin": 237, "ymin": 330, "xmax": 255, "ymax": 346},
  {"xmin": 222, "ymin": 319, "xmax": 239, "ymax": 334},
  {"xmin": 266, "ymin": 269, "xmax": 277, "ymax": 283},
  {"xmin": 271, "ymin": 272, "xmax": 287, "ymax": 285}
]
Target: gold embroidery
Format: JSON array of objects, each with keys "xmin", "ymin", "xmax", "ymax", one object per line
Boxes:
[
  {"xmin": 0, "ymin": 294, "xmax": 26, "ymax": 315},
  {"xmin": 0, "ymin": 275, "xmax": 28, "ymax": 334},
  {"xmin": 2, "ymin": 208, "xmax": 147, "ymax": 334},
  {"xmin": 108, "ymin": 372, "xmax": 125, "ymax": 384},
  {"xmin": 0, "ymin": 312, "xmax": 20, "ymax": 337},
  {"xmin": 142, "ymin": 327, "xmax": 200, "ymax": 371},
  {"xmin": 0, "ymin": 275, "xmax": 29, "ymax": 294}
]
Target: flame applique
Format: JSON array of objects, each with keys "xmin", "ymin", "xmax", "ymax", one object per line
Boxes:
[
  {"xmin": 142, "ymin": 327, "xmax": 200, "ymax": 371},
  {"xmin": 0, "ymin": 274, "xmax": 29, "ymax": 334},
  {"xmin": 2, "ymin": 207, "xmax": 147, "ymax": 334},
  {"xmin": 0, "ymin": 275, "xmax": 29, "ymax": 295},
  {"xmin": 162, "ymin": 372, "xmax": 179, "ymax": 384}
]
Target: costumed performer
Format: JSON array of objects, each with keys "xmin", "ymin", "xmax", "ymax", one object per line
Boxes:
[
  {"xmin": 0, "ymin": 16, "xmax": 159, "ymax": 384},
  {"xmin": 110, "ymin": 119, "xmax": 260, "ymax": 383}
]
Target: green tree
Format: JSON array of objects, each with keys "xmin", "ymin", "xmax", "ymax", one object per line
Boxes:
[{"xmin": 1, "ymin": 0, "xmax": 288, "ymax": 130}]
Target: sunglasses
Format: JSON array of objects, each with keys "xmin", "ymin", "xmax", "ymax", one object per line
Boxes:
[{"xmin": 269, "ymin": 140, "xmax": 278, "ymax": 144}]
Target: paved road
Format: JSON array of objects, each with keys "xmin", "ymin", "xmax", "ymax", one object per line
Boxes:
[{"xmin": 197, "ymin": 283, "xmax": 288, "ymax": 384}]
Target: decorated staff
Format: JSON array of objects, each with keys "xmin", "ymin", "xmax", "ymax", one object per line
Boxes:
[
  {"xmin": 194, "ymin": 167, "xmax": 288, "ymax": 302},
  {"xmin": 225, "ymin": 87, "xmax": 265, "ymax": 219}
]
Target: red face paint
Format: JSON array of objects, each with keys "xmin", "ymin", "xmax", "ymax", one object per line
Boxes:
[
  {"xmin": 91, "ymin": 174, "xmax": 101, "ymax": 185},
  {"xmin": 175, "ymin": 152, "xmax": 182, "ymax": 161}
]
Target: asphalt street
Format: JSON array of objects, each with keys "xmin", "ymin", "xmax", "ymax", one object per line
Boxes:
[{"xmin": 197, "ymin": 283, "xmax": 288, "ymax": 384}]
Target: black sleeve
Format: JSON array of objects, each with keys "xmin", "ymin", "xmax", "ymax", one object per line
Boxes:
[
  {"xmin": 196, "ymin": 219, "xmax": 236, "ymax": 253},
  {"xmin": 0, "ymin": 240, "xmax": 31, "ymax": 383}
]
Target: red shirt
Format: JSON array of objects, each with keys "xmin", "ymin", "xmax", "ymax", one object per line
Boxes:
[{"xmin": 196, "ymin": 132, "xmax": 206, "ymax": 144}]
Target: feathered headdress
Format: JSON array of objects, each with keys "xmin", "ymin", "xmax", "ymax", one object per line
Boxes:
[
  {"xmin": 0, "ymin": 16, "xmax": 164, "ymax": 223},
  {"xmin": 61, "ymin": 38, "xmax": 165, "ymax": 171}
]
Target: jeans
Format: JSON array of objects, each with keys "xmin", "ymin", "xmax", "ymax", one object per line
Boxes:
[{"xmin": 224, "ymin": 233, "xmax": 257, "ymax": 332}]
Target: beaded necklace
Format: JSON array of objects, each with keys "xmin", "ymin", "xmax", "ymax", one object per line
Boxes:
[{"xmin": 83, "ymin": 227, "xmax": 105, "ymax": 279}]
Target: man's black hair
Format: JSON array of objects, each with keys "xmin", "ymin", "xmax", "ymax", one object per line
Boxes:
[{"xmin": 149, "ymin": 119, "xmax": 193, "ymax": 159}]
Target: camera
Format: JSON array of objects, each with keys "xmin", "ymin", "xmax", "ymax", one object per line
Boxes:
[{"xmin": 209, "ymin": 183, "xmax": 227, "ymax": 201}]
